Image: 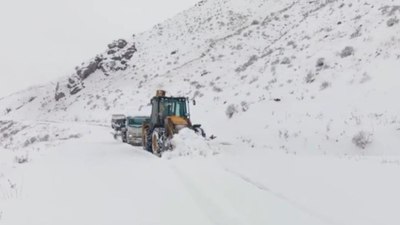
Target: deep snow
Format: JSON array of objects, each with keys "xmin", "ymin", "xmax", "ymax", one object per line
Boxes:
[
  {"xmin": 1, "ymin": 0, "xmax": 400, "ymax": 224},
  {"xmin": 1, "ymin": 123, "xmax": 400, "ymax": 224}
]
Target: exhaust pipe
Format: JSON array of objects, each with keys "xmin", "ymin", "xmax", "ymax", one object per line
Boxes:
[{"xmin": 156, "ymin": 90, "xmax": 166, "ymax": 97}]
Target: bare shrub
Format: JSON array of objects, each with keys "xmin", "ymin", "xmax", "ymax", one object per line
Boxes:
[
  {"xmin": 39, "ymin": 135, "xmax": 50, "ymax": 142},
  {"xmin": 340, "ymin": 46, "xmax": 354, "ymax": 58},
  {"xmin": 387, "ymin": 18, "xmax": 399, "ymax": 27},
  {"xmin": 280, "ymin": 57, "xmax": 291, "ymax": 65},
  {"xmin": 380, "ymin": 5, "xmax": 400, "ymax": 16},
  {"xmin": 287, "ymin": 41, "xmax": 297, "ymax": 48},
  {"xmin": 320, "ymin": 81, "xmax": 331, "ymax": 90},
  {"xmin": 15, "ymin": 154, "xmax": 29, "ymax": 164},
  {"xmin": 192, "ymin": 90, "xmax": 203, "ymax": 99},
  {"xmin": 235, "ymin": 55, "xmax": 258, "ymax": 73},
  {"xmin": 360, "ymin": 73, "xmax": 371, "ymax": 83},
  {"xmin": 213, "ymin": 86, "xmax": 223, "ymax": 92},
  {"xmin": 24, "ymin": 137, "xmax": 37, "ymax": 147},
  {"xmin": 316, "ymin": 58, "xmax": 325, "ymax": 67},
  {"xmin": 352, "ymin": 131, "xmax": 373, "ymax": 149},
  {"xmin": 350, "ymin": 26, "xmax": 362, "ymax": 39},
  {"xmin": 68, "ymin": 134, "xmax": 82, "ymax": 139},
  {"xmin": 305, "ymin": 72, "xmax": 316, "ymax": 83},
  {"xmin": 226, "ymin": 104, "xmax": 238, "ymax": 119},
  {"xmin": 241, "ymin": 101, "xmax": 249, "ymax": 112}
]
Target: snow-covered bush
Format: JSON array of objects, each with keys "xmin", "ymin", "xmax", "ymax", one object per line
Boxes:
[{"xmin": 352, "ymin": 131, "xmax": 373, "ymax": 149}]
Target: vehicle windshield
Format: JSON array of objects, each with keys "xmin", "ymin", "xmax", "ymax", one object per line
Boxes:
[
  {"xmin": 128, "ymin": 117, "xmax": 147, "ymax": 126},
  {"xmin": 160, "ymin": 99, "xmax": 187, "ymax": 117},
  {"xmin": 115, "ymin": 119, "xmax": 125, "ymax": 125}
]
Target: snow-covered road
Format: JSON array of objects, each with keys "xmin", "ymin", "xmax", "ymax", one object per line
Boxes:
[{"xmin": 1, "ymin": 124, "xmax": 400, "ymax": 225}]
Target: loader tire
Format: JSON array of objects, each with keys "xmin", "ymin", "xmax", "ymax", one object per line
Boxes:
[
  {"xmin": 142, "ymin": 126, "xmax": 149, "ymax": 150},
  {"xmin": 145, "ymin": 129, "xmax": 153, "ymax": 152},
  {"xmin": 152, "ymin": 132, "xmax": 162, "ymax": 157}
]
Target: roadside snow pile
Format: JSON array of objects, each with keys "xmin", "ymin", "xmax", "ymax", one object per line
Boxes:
[{"xmin": 164, "ymin": 128, "xmax": 220, "ymax": 159}]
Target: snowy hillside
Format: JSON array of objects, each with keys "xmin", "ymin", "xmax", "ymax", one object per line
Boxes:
[
  {"xmin": 2, "ymin": 0, "xmax": 400, "ymax": 224},
  {"xmin": 1, "ymin": 0, "xmax": 400, "ymax": 155}
]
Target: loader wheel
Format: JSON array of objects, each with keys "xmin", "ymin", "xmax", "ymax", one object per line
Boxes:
[
  {"xmin": 142, "ymin": 127, "xmax": 148, "ymax": 150},
  {"xmin": 145, "ymin": 129, "xmax": 153, "ymax": 152},
  {"xmin": 152, "ymin": 132, "xmax": 161, "ymax": 157},
  {"xmin": 142, "ymin": 138, "xmax": 147, "ymax": 150}
]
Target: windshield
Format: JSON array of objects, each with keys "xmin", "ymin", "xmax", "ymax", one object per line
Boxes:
[
  {"xmin": 128, "ymin": 117, "xmax": 147, "ymax": 126},
  {"xmin": 160, "ymin": 99, "xmax": 187, "ymax": 117},
  {"xmin": 115, "ymin": 119, "xmax": 125, "ymax": 125}
]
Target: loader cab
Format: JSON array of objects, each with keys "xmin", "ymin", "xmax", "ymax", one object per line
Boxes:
[{"xmin": 150, "ymin": 96, "xmax": 189, "ymax": 128}]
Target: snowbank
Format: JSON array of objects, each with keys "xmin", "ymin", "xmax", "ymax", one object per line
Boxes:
[{"xmin": 164, "ymin": 128, "xmax": 220, "ymax": 159}]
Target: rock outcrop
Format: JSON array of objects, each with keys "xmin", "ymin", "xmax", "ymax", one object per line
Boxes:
[{"xmin": 55, "ymin": 39, "xmax": 137, "ymax": 100}]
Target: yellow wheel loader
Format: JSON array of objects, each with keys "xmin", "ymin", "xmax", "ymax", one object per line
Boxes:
[{"xmin": 142, "ymin": 90, "xmax": 205, "ymax": 156}]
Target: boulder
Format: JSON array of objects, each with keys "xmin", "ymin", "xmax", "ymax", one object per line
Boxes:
[
  {"xmin": 54, "ymin": 82, "xmax": 66, "ymax": 101},
  {"xmin": 108, "ymin": 39, "xmax": 128, "ymax": 49}
]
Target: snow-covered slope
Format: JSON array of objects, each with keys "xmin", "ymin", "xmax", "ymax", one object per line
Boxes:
[
  {"xmin": 1, "ymin": 0, "xmax": 400, "ymax": 155},
  {"xmin": 2, "ymin": 1, "xmax": 400, "ymax": 224}
]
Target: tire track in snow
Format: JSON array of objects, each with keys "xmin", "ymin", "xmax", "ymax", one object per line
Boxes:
[
  {"xmin": 170, "ymin": 160, "xmax": 332, "ymax": 225},
  {"xmin": 224, "ymin": 168, "xmax": 340, "ymax": 225},
  {"xmin": 170, "ymin": 165, "xmax": 242, "ymax": 225}
]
